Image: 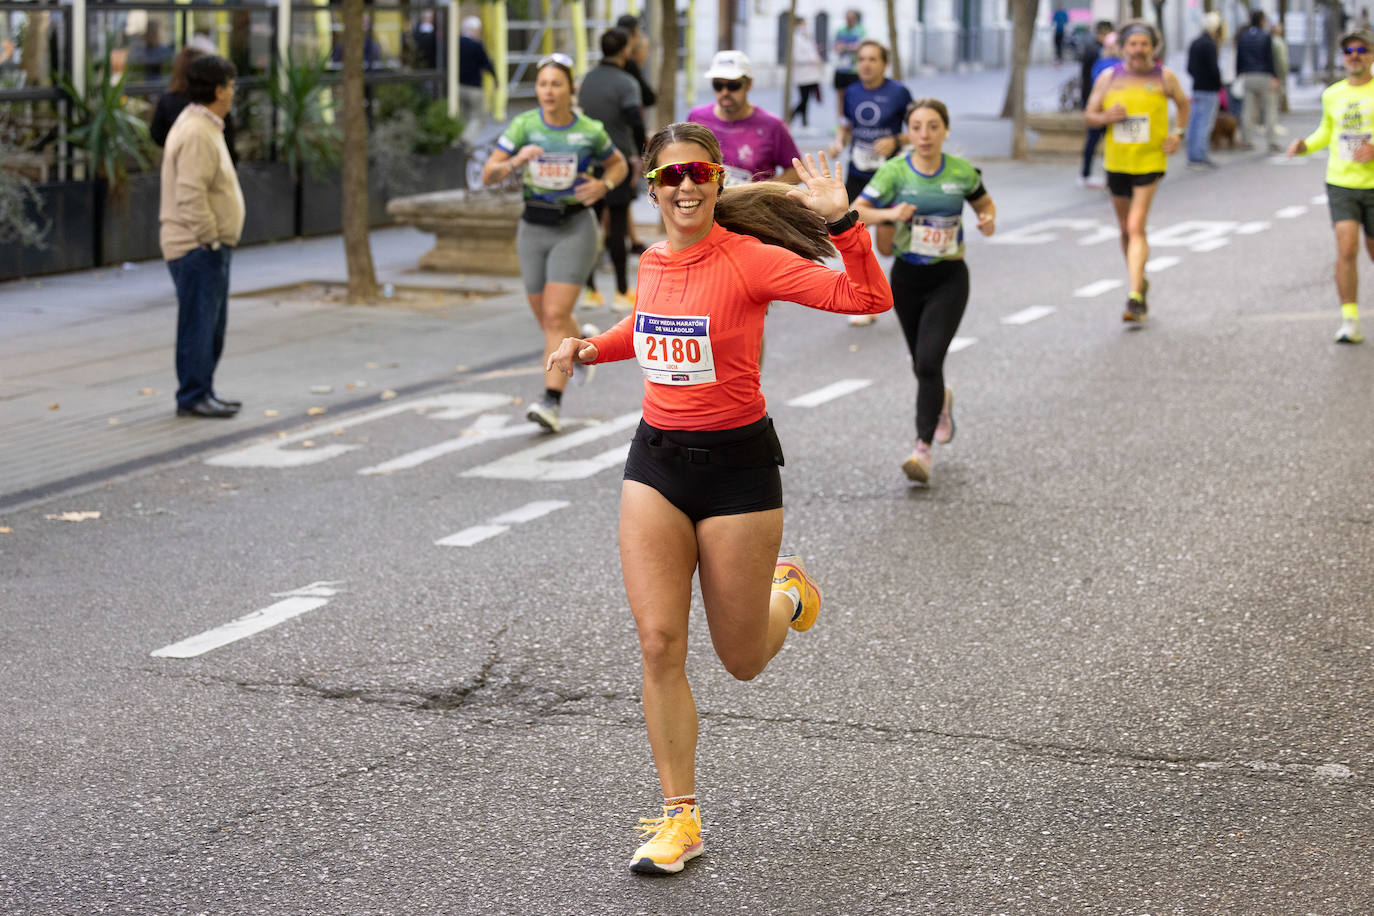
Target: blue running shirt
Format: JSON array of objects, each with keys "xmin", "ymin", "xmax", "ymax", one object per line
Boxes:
[{"xmin": 843, "ymin": 79, "xmax": 913, "ymax": 181}]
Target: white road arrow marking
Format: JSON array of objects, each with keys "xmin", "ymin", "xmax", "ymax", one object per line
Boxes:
[
  {"xmin": 463, "ymin": 412, "xmax": 642, "ymax": 481},
  {"xmin": 948, "ymin": 336, "xmax": 977, "ymax": 353},
  {"xmin": 436, "ymin": 500, "xmax": 571, "ymax": 547},
  {"xmin": 1311, "ymin": 194, "xmax": 1328, "ymax": 205},
  {"xmin": 1002, "ymin": 306, "xmax": 1056, "ymax": 325},
  {"xmin": 151, "ymin": 581, "xmax": 344, "ymax": 658},
  {"xmin": 1074, "ymin": 279, "xmax": 1124, "ymax": 298},
  {"xmin": 1274, "ymin": 205, "xmax": 1308, "ymax": 219},
  {"xmin": 357, "ymin": 413, "xmax": 540, "ymax": 475},
  {"xmin": 1145, "ymin": 256, "xmax": 1180, "ymax": 272},
  {"xmin": 988, "ymin": 218, "xmax": 1103, "ymax": 246},
  {"xmin": 206, "ymin": 393, "xmax": 512, "ymax": 468},
  {"xmin": 1148, "ymin": 220, "xmax": 1239, "ymax": 248},
  {"xmin": 785, "ymin": 378, "xmax": 873, "ymax": 408},
  {"xmin": 1190, "ymin": 238, "xmax": 1230, "ymax": 252},
  {"xmin": 1235, "ymin": 221, "xmax": 1271, "ymax": 234}
]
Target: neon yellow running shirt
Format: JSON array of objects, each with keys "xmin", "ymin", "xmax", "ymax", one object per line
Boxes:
[{"xmin": 1303, "ymin": 77, "xmax": 1374, "ymax": 189}]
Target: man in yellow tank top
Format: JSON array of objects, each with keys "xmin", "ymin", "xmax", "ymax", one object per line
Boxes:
[
  {"xmin": 1288, "ymin": 28, "xmax": 1374, "ymax": 343},
  {"xmin": 1084, "ymin": 22, "xmax": 1190, "ymax": 324}
]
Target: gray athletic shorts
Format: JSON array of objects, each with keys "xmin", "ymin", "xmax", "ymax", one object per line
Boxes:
[
  {"xmin": 1327, "ymin": 183, "xmax": 1374, "ymax": 235},
  {"xmin": 515, "ymin": 208, "xmax": 599, "ymax": 294}
]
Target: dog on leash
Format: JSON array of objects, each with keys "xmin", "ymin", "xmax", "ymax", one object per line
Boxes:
[{"xmin": 1211, "ymin": 111, "xmax": 1239, "ymax": 149}]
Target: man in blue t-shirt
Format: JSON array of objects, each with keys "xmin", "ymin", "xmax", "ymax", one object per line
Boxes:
[
  {"xmin": 831, "ymin": 10, "xmax": 866, "ymax": 120},
  {"xmin": 829, "ymin": 39, "xmax": 912, "ymax": 204}
]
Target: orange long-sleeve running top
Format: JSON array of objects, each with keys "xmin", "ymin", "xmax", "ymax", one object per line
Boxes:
[{"xmin": 585, "ymin": 220, "xmax": 893, "ymax": 431}]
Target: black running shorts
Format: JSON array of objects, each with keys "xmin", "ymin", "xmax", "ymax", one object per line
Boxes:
[
  {"xmin": 623, "ymin": 417, "xmax": 784, "ymax": 523},
  {"xmin": 1105, "ymin": 170, "xmax": 1164, "ymax": 198},
  {"xmin": 1326, "ymin": 183, "xmax": 1374, "ymax": 234}
]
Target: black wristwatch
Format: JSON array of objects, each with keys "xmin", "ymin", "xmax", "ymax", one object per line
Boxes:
[{"xmin": 825, "ymin": 210, "xmax": 859, "ymax": 235}]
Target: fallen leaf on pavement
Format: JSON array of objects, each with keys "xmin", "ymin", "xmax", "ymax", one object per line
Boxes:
[
  {"xmin": 0, "ymin": 527, "xmax": 12, "ymax": 533},
  {"xmin": 379, "ymin": 390, "xmax": 397, "ymax": 401},
  {"xmin": 332, "ymin": 428, "xmax": 346, "ymax": 436},
  {"xmin": 139, "ymin": 388, "xmax": 156, "ymax": 396},
  {"xmin": 302, "ymin": 440, "xmax": 316, "ymax": 448},
  {"xmin": 48, "ymin": 403, "xmax": 59, "ymax": 410},
  {"xmin": 365, "ymin": 361, "xmax": 380, "ymax": 369},
  {"xmin": 455, "ymin": 365, "xmax": 469, "ymax": 373},
  {"xmin": 44, "ymin": 511, "xmax": 101, "ymax": 522},
  {"xmin": 108, "ymin": 418, "xmax": 119, "ymax": 425},
  {"xmin": 307, "ymin": 406, "xmax": 327, "ymax": 416},
  {"xmin": 264, "ymin": 409, "xmax": 279, "ymax": 417}
]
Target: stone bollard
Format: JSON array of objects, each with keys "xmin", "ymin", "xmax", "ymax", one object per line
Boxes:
[{"xmin": 386, "ymin": 188, "xmax": 523, "ymax": 274}]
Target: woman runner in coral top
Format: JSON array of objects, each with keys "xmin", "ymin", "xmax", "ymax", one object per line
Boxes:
[{"xmin": 547, "ymin": 121, "xmax": 892, "ymax": 874}]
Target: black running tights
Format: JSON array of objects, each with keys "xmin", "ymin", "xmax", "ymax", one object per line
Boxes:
[
  {"xmin": 587, "ymin": 199, "xmax": 630, "ymax": 294},
  {"xmin": 890, "ymin": 257, "xmax": 970, "ymax": 444}
]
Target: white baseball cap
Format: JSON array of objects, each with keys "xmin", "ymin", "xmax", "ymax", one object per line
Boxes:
[{"xmin": 705, "ymin": 50, "xmax": 752, "ymax": 81}]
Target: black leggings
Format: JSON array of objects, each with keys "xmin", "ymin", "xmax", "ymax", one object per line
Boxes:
[
  {"xmin": 791, "ymin": 84, "xmax": 821, "ymax": 127},
  {"xmin": 890, "ymin": 258, "xmax": 970, "ymax": 444},
  {"xmin": 586, "ymin": 199, "xmax": 630, "ymax": 294},
  {"xmin": 1081, "ymin": 126, "xmax": 1105, "ymax": 179}
]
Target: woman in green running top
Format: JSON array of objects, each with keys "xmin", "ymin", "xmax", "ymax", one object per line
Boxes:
[
  {"xmin": 854, "ymin": 98, "xmax": 996, "ymax": 485},
  {"xmin": 482, "ymin": 53, "xmax": 629, "ymax": 433}
]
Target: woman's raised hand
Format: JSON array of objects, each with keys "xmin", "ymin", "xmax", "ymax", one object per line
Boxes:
[
  {"xmin": 786, "ymin": 152, "xmax": 850, "ymax": 223},
  {"xmin": 546, "ymin": 336, "xmax": 599, "ymax": 377}
]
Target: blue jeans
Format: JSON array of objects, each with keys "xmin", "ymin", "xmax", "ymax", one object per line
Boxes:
[
  {"xmin": 1187, "ymin": 91, "xmax": 1219, "ymax": 163},
  {"xmin": 168, "ymin": 245, "xmax": 232, "ymax": 408}
]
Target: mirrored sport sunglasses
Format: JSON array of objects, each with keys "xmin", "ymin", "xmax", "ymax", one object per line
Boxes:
[
  {"xmin": 538, "ymin": 52, "xmax": 575, "ymax": 69},
  {"xmin": 1345, "ymin": 44, "xmax": 1371, "ymax": 55},
  {"xmin": 712, "ymin": 79, "xmax": 745, "ymax": 92},
  {"xmin": 644, "ymin": 161, "xmax": 727, "ymax": 187}
]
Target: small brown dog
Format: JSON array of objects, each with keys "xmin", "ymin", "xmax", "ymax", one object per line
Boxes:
[{"xmin": 1211, "ymin": 111, "xmax": 1239, "ymax": 149}]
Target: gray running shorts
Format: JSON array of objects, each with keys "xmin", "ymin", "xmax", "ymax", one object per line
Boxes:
[
  {"xmin": 1326, "ymin": 183, "xmax": 1374, "ymax": 235},
  {"xmin": 515, "ymin": 208, "xmax": 599, "ymax": 294}
]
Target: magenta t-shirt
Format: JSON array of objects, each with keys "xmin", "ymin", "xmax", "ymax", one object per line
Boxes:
[{"xmin": 686, "ymin": 104, "xmax": 803, "ymax": 186}]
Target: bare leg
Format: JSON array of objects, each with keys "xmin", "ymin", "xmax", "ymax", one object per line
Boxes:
[
  {"xmin": 1336, "ymin": 221, "xmax": 1362, "ymax": 304},
  {"xmin": 1111, "ymin": 183, "xmax": 1158, "ymax": 296},
  {"xmin": 696, "ymin": 507, "xmax": 791, "ymax": 680},
  {"xmin": 527, "ymin": 281, "xmax": 583, "ymax": 393},
  {"xmin": 621, "ymin": 481, "xmax": 701, "ymax": 799}
]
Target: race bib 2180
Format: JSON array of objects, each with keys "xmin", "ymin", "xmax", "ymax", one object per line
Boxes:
[{"xmin": 633, "ymin": 312, "xmax": 716, "ymax": 385}]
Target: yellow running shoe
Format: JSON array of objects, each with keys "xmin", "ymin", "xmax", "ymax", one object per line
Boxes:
[
  {"xmin": 629, "ymin": 803, "xmax": 703, "ymax": 874},
  {"xmin": 613, "ymin": 290, "xmax": 636, "ymax": 313},
  {"xmin": 773, "ymin": 555, "xmax": 822, "ymax": 631},
  {"xmin": 581, "ymin": 288, "xmax": 605, "ymax": 308}
]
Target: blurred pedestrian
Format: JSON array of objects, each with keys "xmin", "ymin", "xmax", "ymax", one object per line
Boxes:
[
  {"xmin": 1079, "ymin": 21, "xmax": 1116, "ymax": 187},
  {"xmin": 159, "ymin": 55, "xmax": 245, "ymax": 419},
  {"xmin": 832, "ymin": 10, "xmax": 865, "ymax": 120},
  {"xmin": 459, "ymin": 16, "xmax": 495, "ymax": 143},
  {"xmin": 789, "ymin": 17, "xmax": 823, "ymax": 128},
  {"xmin": 1236, "ymin": 10, "xmax": 1280, "ymax": 151},
  {"xmin": 1272, "ymin": 22, "xmax": 1290, "ymax": 114},
  {"xmin": 616, "ymin": 13, "xmax": 657, "ymax": 254},
  {"xmin": 689, "ymin": 50, "xmax": 801, "ymax": 185},
  {"xmin": 151, "ymin": 46, "xmax": 238, "ymax": 163},
  {"xmin": 1186, "ymin": 11, "xmax": 1224, "ymax": 168},
  {"xmin": 1053, "ymin": 3, "xmax": 1070, "ymax": 64}
]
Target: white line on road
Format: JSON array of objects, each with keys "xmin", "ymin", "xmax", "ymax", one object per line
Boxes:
[
  {"xmin": 463, "ymin": 412, "xmax": 641, "ymax": 481},
  {"xmin": 1001, "ymin": 306, "xmax": 1056, "ymax": 325},
  {"xmin": 436, "ymin": 500, "xmax": 571, "ymax": 547},
  {"xmin": 785, "ymin": 378, "xmax": 873, "ymax": 408},
  {"xmin": 1274, "ymin": 205, "xmax": 1308, "ymax": 219},
  {"xmin": 1311, "ymin": 194, "xmax": 1328, "ymax": 205},
  {"xmin": 1190, "ymin": 238, "xmax": 1230, "ymax": 252},
  {"xmin": 948, "ymin": 336, "xmax": 977, "ymax": 353},
  {"xmin": 1144, "ymin": 256, "xmax": 1180, "ymax": 272},
  {"xmin": 151, "ymin": 581, "xmax": 344, "ymax": 658},
  {"xmin": 1235, "ymin": 221, "xmax": 1271, "ymax": 234},
  {"xmin": 358, "ymin": 413, "xmax": 539, "ymax": 475},
  {"xmin": 1073, "ymin": 279, "xmax": 1124, "ymax": 298}
]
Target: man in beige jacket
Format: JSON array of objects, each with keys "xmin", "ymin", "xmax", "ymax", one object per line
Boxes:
[{"xmin": 160, "ymin": 54, "xmax": 245, "ymax": 418}]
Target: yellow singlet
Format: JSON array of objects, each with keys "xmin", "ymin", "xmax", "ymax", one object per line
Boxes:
[{"xmin": 1102, "ymin": 62, "xmax": 1169, "ymax": 175}]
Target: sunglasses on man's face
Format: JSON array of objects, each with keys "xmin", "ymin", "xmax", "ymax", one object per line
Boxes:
[
  {"xmin": 712, "ymin": 79, "xmax": 745, "ymax": 92},
  {"xmin": 645, "ymin": 161, "xmax": 726, "ymax": 187},
  {"xmin": 1346, "ymin": 45, "xmax": 1371, "ymax": 55}
]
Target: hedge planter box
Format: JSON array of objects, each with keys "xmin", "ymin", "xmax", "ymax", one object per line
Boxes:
[
  {"xmin": 1, "ymin": 181, "xmax": 97, "ymax": 281},
  {"xmin": 386, "ymin": 146, "xmax": 468, "ymax": 198},
  {"xmin": 238, "ymin": 162, "xmax": 296, "ymax": 246},
  {"xmin": 299, "ymin": 169, "xmax": 390, "ymax": 237},
  {"xmin": 99, "ymin": 173, "xmax": 163, "ymax": 266}
]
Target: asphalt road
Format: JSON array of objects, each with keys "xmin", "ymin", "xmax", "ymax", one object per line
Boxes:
[{"xmin": 2, "ymin": 150, "xmax": 1372, "ymax": 915}]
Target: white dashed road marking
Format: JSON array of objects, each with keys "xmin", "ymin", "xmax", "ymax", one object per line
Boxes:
[
  {"xmin": 1191, "ymin": 238, "xmax": 1230, "ymax": 252},
  {"xmin": 358, "ymin": 413, "xmax": 540, "ymax": 475},
  {"xmin": 1274, "ymin": 205, "xmax": 1308, "ymax": 219},
  {"xmin": 1235, "ymin": 221, "xmax": 1271, "ymax": 234},
  {"xmin": 1002, "ymin": 306, "xmax": 1056, "ymax": 325},
  {"xmin": 1312, "ymin": 194, "xmax": 1328, "ymax": 205},
  {"xmin": 463, "ymin": 411, "xmax": 642, "ymax": 481},
  {"xmin": 948, "ymin": 336, "xmax": 977, "ymax": 353},
  {"xmin": 436, "ymin": 500, "xmax": 570, "ymax": 547},
  {"xmin": 785, "ymin": 378, "xmax": 873, "ymax": 408},
  {"xmin": 151, "ymin": 581, "xmax": 344, "ymax": 658},
  {"xmin": 1144, "ymin": 256, "xmax": 1180, "ymax": 272},
  {"xmin": 1074, "ymin": 279, "xmax": 1123, "ymax": 298}
]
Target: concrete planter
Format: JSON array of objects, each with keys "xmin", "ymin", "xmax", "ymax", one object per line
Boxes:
[
  {"xmin": 386, "ymin": 189, "xmax": 522, "ymax": 275},
  {"xmin": 0, "ymin": 180, "xmax": 98, "ymax": 281}
]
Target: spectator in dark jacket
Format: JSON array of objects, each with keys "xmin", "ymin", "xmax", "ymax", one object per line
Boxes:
[
  {"xmin": 151, "ymin": 46, "xmax": 237, "ymax": 164},
  {"xmin": 1078, "ymin": 20, "xmax": 1114, "ymax": 187},
  {"xmin": 1186, "ymin": 12, "xmax": 1224, "ymax": 166},
  {"xmin": 1236, "ymin": 10, "xmax": 1279, "ymax": 150},
  {"xmin": 458, "ymin": 16, "xmax": 496, "ymax": 143}
]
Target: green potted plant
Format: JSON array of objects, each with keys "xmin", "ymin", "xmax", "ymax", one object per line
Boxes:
[{"xmin": 266, "ymin": 50, "xmax": 344, "ymax": 235}]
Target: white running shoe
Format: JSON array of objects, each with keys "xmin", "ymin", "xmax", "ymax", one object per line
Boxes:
[
  {"xmin": 1336, "ymin": 317, "xmax": 1364, "ymax": 344},
  {"xmin": 526, "ymin": 396, "xmax": 561, "ymax": 433},
  {"xmin": 901, "ymin": 441, "xmax": 932, "ymax": 483}
]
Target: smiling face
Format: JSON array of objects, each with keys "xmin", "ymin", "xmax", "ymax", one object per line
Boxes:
[
  {"xmin": 535, "ymin": 64, "xmax": 574, "ymax": 116},
  {"xmin": 1345, "ymin": 40, "xmax": 1373, "ymax": 79},
  {"xmin": 650, "ymin": 141, "xmax": 721, "ymax": 247},
  {"xmin": 906, "ymin": 107, "xmax": 948, "ymax": 158}
]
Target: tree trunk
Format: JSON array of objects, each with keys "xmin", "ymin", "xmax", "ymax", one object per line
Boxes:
[
  {"xmin": 718, "ymin": 0, "xmax": 732, "ymax": 52},
  {"xmin": 1007, "ymin": 0, "xmax": 1042, "ymax": 159},
  {"xmin": 783, "ymin": 1, "xmax": 797, "ymax": 124},
  {"xmin": 886, "ymin": 0, "xmax": 903, "ymax": 79},
  {"xmin": 341, "ymin": 0, "xmax": 379, "ymax": 303},
  {"xmin": 657, "ymin": 0, "xmax": 679, "ymax": 131}
]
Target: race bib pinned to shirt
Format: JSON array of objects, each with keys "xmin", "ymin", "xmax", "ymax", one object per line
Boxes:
[
  {"xmin": 1113, "ymin": 115, "xmax": 1150, "ymax": 145},
  {"xmin": 850, "ymin": 140, "xmax": 887, "ymax": 173},
  {"xmin": 634, "ymin": 312, "xmax": 716, "ymax": 385},
  {"xmin": 1338, "ymin": 131, "xmax": 1372, "ymax": 161},
  {"xmin": 531, "ymin": 153, "xmax": 578, "ymax": 189},
  {"xmin": 908, "ymin": 214, "xmax": 961, "ymax": 258}
]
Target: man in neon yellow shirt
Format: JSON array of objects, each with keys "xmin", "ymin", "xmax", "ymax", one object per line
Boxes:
[{"xmin": 1289, "ymin": 28, "xmax": 1374, "ymax": 343}]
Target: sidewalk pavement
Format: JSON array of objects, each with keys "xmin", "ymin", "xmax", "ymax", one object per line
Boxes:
[{"xmin": 0, "ymin": 61, "xmax": 1329, "ymax": 511}]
